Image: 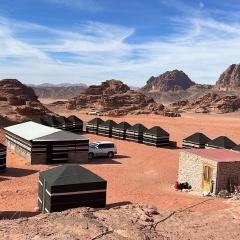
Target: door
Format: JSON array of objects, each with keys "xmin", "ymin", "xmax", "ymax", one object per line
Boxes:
[
  {"xmin": 203, "ymin": 165, "xmax": 213, "ymax": 192},
  {"xmin": 47, "ymin": 144, "xmax": 53, "ymax": 163}
]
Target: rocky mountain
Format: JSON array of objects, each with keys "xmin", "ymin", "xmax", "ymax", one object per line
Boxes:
[
  {"xmin": 216, "ymin": 64, "xmax": 240, "ymax": 90},
  {"xmin": 31, "ymin": 83, "xmax": 87, "ymax": 99},
  {"xmin": 0, "ymin": 79, "xmax": 52, "ymax": 127},
  {"xmin": 167, "ymin": 93, "xmax": 240, "ymax": 114},
  {"xmin": 66, "ymin": 79, "xmax": 164, "ymax": 116},
  {"xmin": 142, "ymin": 70, "xmax": 195, "ymax": 93}
]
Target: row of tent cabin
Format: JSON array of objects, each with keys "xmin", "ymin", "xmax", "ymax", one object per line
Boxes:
[
  {"xmin": 86, "ymin": 118, "xmax": 170, "ymax": 147},
  {"xmin": 182, "ymin": 132, "xmax": 240, "ymax": 151},
  {"xmin": 34, "ymin": 115, "xmax": 83, "ymax": 132}
]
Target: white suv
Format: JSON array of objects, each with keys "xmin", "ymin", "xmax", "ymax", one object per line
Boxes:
[{"xmin": 88, "ymin": 142, "xmax": 117, "ymax": 159}]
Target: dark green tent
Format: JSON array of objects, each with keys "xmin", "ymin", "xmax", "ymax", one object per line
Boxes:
[
  {"xmin": 67, "ymin": 115, "xmax": 83, "ymax": 132},
  {"xmin": 143, "ymin": 126, "xmax": 170, "ymax": 147},
  {"xmin": 182, "ymin": 132, "xmax": 211, "ymax": 149},
  {"xmin": 38, "ymin": 164, "xmax": 107, "ymax": 213},
  {"xmin": 232, "ymin": 144, "xmax": 240, "ymax": 152},
  {"xmin": 0, "ymin": 144, "xmax": 6, "ymax": 172},
  {"xmin": 98, "ymin": 120, "xmax": 117, "ymax": 137},
  {"xmin": 41, "ymin": 116, "xmax": 62, "ymax": 128},
  {"xmin": 112, "ymin": 122, "xmax": 132, "ymax": 140},
  {"xmin": 57, "ymin": 116, "xmax": 73, "ymax": 131},
  {"xmin": 206, "ymin": 136, "xmax": 236, "ymax": 149},
  {"xmin": 86, "ymin": 118, "xmax": 104, "ymax": 135},
  {"xmin": 126, "ymin": 124, "xmax": 147, "ymax": 143}
]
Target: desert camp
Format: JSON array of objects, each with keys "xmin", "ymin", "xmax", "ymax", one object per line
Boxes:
[
  {"xmin": 86, "ymin": 118, "xmax": 104, "ymax": 135},
  {"xmin": 112, "ymin": 121, "xmax": 132, "ymax": 140},
  {"xmin": 182, "ymin": 132, "xmax": 211, "ymax": 149},
  {"xmin": 143, "ymin": 126, "xmax": 170, "ymax": 147},
  {"xmin": 4, "ymin": 121, "xmax": 89, "ymax": 164},
  {"xmin": 38, "ymin": 164, "xmax": 107, "ymax": 213},
  {"xmin": 205, "ymin": 136, "xmax": 237, "ymax": 149},
  {"xmin": 98, "ymin": 120, "xmax": 117, "ymax": 137},
  {"xmin": 125, "ymin": 123, "xmax": 147, "ymax": 143}
]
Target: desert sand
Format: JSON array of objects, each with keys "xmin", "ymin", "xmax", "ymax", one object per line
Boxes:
[{"xmin": 1, "ymin": 109, "xmax": 240, "ymax": 217}]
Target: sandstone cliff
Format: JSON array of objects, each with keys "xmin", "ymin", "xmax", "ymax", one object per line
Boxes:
[
  {"xmin": 66, "ymin": 80, "xmax": 164, "ymax": 116},
  {"xmin": 142, "ymin": 70, "xmax": 195, "ymax": 92},
  {"xmin": 216, "ymin": 64, "xmax": 240, "ymax": 90}
]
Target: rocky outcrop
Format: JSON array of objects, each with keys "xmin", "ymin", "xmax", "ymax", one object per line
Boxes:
[
  {"xmin": 31, "ymin": 83, "xmax": 87, "ymax": 99},
  {"xmin": 142, "ymin": 70, "xmax": 195, "ymax": 92},
  {"xmin": 66, "ymin": 80, "xmax": 163, "ymax": 116},
  {"xmin": 167, "ymin": 93, "xmax": 240, "ymax": 114},
  {"xmin": 0, "ymin": 79, "xmax": 52, "ymax": 127},
  {"xmin": 216, "ymin": 64, "xmax": 240, "ymax": 90}
]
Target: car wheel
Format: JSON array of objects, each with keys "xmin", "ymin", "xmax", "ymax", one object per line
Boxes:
[
  {"xmin": 107, "ymin": 151, "xmax": 114, "ymax": 158},
  {"xmin": 88, "ymin": 152, "xmax": 94, "ymax": 160}
]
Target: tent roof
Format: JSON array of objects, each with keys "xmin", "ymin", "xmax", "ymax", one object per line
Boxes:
[
  {"xmin": 42, "ymin": 116, "xmax": 61, "ymax": 126},
  {"xmin": 233, "ymin": 145, "xmax": 240, "ymax": 152},
  {"xmin": 67, "ymin": 115, "xmax": 83, "ymax": 124},
  {"xmin": 33, "ymin": 130, "xmax": 88, "ymax": 142},
  {"xmin": 99, "ymin": 120, "xmax": 117, "ymax": 127},
  {"xmin": 4, "ymin": 121, "xmax": 60, "ymax": 141},
  {"xmin": 115, "ymin": 121, "xmax": 131, "ymax": 130},
  {"xmin": 183, "ymin": 132, "xmax": 210, "ymax": 144},
  {"xmin": 57, "ymin": 116, "xmax": 72, "ymax": 125},
  {"xmin": 39, "ymin": 164, "xmax": 106, "ymax": 186},
  {"xmin": 145, "ymin": 126, "xmax": 169, "ymax": 136},
  {"xmin": 206, "ymin": 136, "xmax": 237, "ymax": 149},
  {"xmin": 88, "ymin": 118, "xmax": 104, "ymax": 125},
  {"xmin": 128, "ymin": 123, "xmax": 147, "ymax": 132}
]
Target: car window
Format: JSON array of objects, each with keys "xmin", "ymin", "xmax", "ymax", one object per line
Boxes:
[{"xmin": 98, "ymin": 143, "xmax": 114, "ymax": 149}]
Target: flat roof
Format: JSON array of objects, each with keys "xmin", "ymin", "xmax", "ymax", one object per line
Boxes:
[
  {"xmin": 4, "ymin": 121, "xmax": 60, "ymax": 141},
  {"xmin": 183, "ymin": 148, "xmax": 240, "ymax": 162}
]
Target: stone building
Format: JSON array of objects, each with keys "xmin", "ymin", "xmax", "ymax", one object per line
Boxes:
[
  {"xmin": 4, "ymin": 121, "xmax": 89, "ymax": 164},
  {"xmin": 178, "ymin": 149, "xmax": 240, "ymax": 194}
]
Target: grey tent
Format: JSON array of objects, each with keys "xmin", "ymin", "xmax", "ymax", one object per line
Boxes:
[
  {"xmin": 205, "ymin": 136, "xmax": 237, "ymax": 149},
  {"xmin": 57, "ymin": 116, "xmax": 73, "ymax": 131},
  {"xmin": 112, "ymin": 122, "xmax": 132, "ymax": 140},
  {"xmin": 182, "ymin": 132, "xmax": 211, "ymax": 149},
  {"xmin": 232, "ymin": 144, "xmax": 240, "ymax": 152},
  {"xmin": 67, "ymin": 115, "xmax": 83, "ymax": 132},
  {"xmin": 143, "ymin": 126, "xmax": 170, "ymax": 147},
  {"xmin": 126, "ymin": 124, "xmax": 147, "ymax": 143},
  {"xmin": 86, "ymin": 118, "xmax": 104, "ymax": 135},
  {"xmin": 98, "ymin": 120, "xmax": 117, "ymax": 137},
  {"xmin": 41, "ymin": 116, "xmax": 62, "ymax": 129},
  {"xmin": 0, "ymin": 144, "xmax": 6, "ymax": 172},
  {"xmin": 38, "ymin": 164, "xmax": 107, "ymax": 213}
]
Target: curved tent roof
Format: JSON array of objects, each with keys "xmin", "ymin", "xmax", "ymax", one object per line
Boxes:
[
  {"xmin": 87, "ymin": 118, "xmax": 104, "ymax": 125},
  {"xmin": 114, "ymin": 121, "xmax": 131, "ymax": 130},
  {"xmin": 206, "ymin": 136, "xmax": 237, "ymax": 149},
  {"xmin": 99, "ymin": 120, "xmax": 117, "ymax": 127},
  {"xmin": 128, "ymin": 123, "xmax": 147, "ymax": 133},
  {"xmin": 183, "ymin": 132, "xmax": 210, "ymax": 144},
  {"xmin": 67, "ymin": 115, "xmax": 83, "ymax": 124},
  {"xmin": 233, "ymin": 144, "xmax": 240, "ymax": 152},
  {"xmin": 39, "ymin": 164, "xmax": 106, "ymax": 187},
  {"xmin": 145, "ymin": 126, "xmax": 169, "ymax": 136}
]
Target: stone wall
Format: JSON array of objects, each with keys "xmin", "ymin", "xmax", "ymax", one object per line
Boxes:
[
  {"xmin": 216, "ymin": 161, "xmax": 240, "ymax": 193},
  {"xmin": 178, "ymin": 151, "xmax": 218, "ymax": 193}
]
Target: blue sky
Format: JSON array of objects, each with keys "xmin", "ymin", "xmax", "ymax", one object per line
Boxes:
[{"xmin": 0, "ymin": 0, "xmax": 240, "ymax": 86}]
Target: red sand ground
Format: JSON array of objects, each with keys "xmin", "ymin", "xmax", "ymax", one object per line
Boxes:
[{"xmin": 1, "ymin": 111, "xmax": 239, "ymax": 215}]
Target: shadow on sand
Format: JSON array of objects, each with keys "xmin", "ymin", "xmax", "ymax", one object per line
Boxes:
[
  {"xmin": 2, "ymin": 167, "xmax": 39, "ymax": 177},
  {"xmin": 0, "ymin": 211, "xmax": 40, "ymax": 220},
  {"xmin": 86, "ymin": 157, "xmax": 122, "ymax": 164}
]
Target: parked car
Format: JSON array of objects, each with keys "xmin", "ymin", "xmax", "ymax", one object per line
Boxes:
[{"xmin": 88, "ymin": 141, "xmax": 117, "ymax": 159}]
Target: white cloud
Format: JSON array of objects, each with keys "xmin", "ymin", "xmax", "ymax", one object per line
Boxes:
[{"xmin": 0, "ymin": 14, "xmax": 240, "ymax": 87}]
